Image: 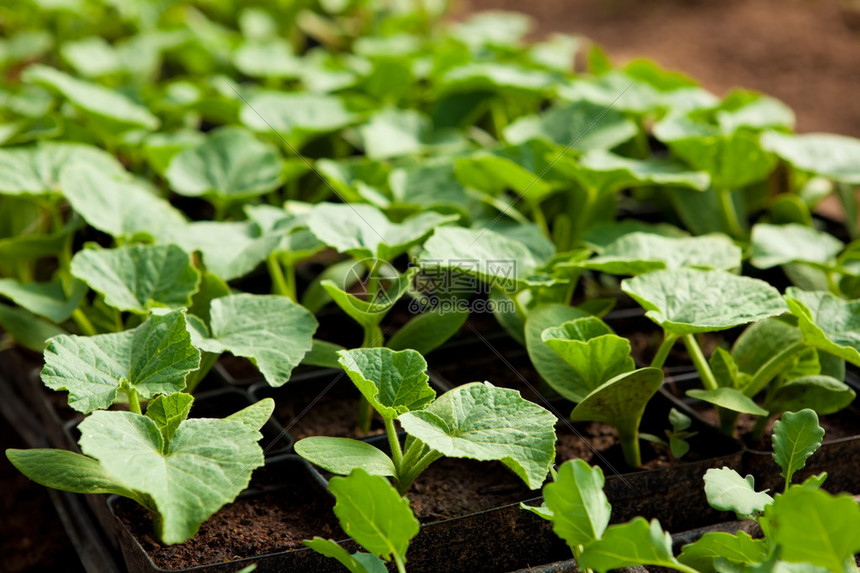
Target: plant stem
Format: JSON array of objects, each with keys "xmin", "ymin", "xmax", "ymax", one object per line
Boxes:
[
  {"xmin": 397, "ymin": 449, "xmax": 442, "ymax": 494},
  {"xmin": 394, "ymin": 553, "xmax": 407, "ymax": 573},
  {"xmin": 357, "ymin": 397, "xmax": 374, "ymax": 436},
  {"xmin": 717, "ymin": 188, "xmax": 745, "ymax": 240},
  {"xmin": 71, "ymin": 309, "xmax": 97, "ymax": 337},
  {"xmin": 618, "ymin": 428, "xmax": 641, "ymax": 469},
  {"xmin": 743, "ymin": 341, "xmax": 805, "ymax": 398},
  {"xmin": 650, "ymin": 332, "xmax": 679, "ymax": 369},
  {"xmin": 385, "ymin": 417, "xmax": 403, "ymax": 469},
  {"xmin": 682, "ymin": 334, "xmax": 718, "ymax": 391},
  {"xmin": 529, "ymin": 199, "xmax": 550, "ymax": 238},
  {"xmin": 126, "ymin": 388, "xmax": 142, "ymax": 415},
  {"xmin": 267, "ymin": 253, "xmax": 292, "ymax": 299}
]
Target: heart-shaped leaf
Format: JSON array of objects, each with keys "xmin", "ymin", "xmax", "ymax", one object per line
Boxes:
[
  {"xmin": 41, "ymin": 310, "xmax": 201, "ymax": 413},
  {"xmin": 71, "ymin": 244, "xmax": 200, "ymax": 314},
  {"xmin": 622, "ymin": 269, "xmax": 788, "ymax": 335},
  {"xmin": 398, "ymin": 382, "xmax": 557, "ymax": 489},
  {"xmin": 524, "ymin": 304, "xmax": 591, "ymax": 402},
  {"xmin": 541, "ymin": 317, "xmax": 635, "ymax": 402},
  {"xmin": 165, "ymin": 127, "xmax": 283, "ymax": 200},
  {"xmin": 191, "ymin": 294, "xmax": 317, "ymax": 387},
  {"xmin": 750, "ymin": 224, "xmax": 843, "ymax": 269},
  {"xmin": 579, "ymin": 233, "xmax": 742, "ymax": 275},
  {"xmin": 784, "ymin": 288, "xmax": 860, "ymax": 366},
  {"xmin": 337, "ymin": 347, "xmax": 435, "ymax": 420}
]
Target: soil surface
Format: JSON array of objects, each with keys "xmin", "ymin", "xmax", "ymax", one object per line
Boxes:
[{"xmin": 462, "ymin": 0, "xmax": 860, "ymax": 137}]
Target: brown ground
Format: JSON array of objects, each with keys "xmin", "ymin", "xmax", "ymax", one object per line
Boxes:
[{"xmin": 462, "ymin": 0, "xmax": 860, "ymax": 137}]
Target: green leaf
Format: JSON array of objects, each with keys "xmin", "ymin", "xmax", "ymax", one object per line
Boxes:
[
  {"xmin": 579, "ymin": 233, "xmax": 742, "ymax": 275},
  {"xmin": 329, "ymin": 468, "xmax": 419, "ymax": 563},
  {"xmin": 165, "ymin": 127, "xmax": 283, "ymax": 200},
  {"xmin": 784, "ymin": 289, "xmax": 860, "ymax": 366},
  {"xmin": 304, "ymin": 538, "xmax": 387, "ymax": 573},
  {"xmin": 764, "ymin": 486, "xmax": 860, "ymax": 571},
  {"xmin": 41, "ymin": 310, "xmax": 201, "ymax": 413},
  {"xmin": 622, "ymin": 269, "xmax": 788, "ymax": 335},
  {"xmin": 687, "ymin": 388, "xmax": 768, "ymax": 416},
  {"xmin": 146, "ymin": 393, "xmax": 194, "ymax": 446},
  {"xmin": 524, "ymin": 304, "xmax": 591, "ymax": 402},
  {"xmin": 440, "ymin": 62, "xmax": 555, "ymax": 96},
  {"xmin": 766, "ymin": 376, "xmax": 855, "ymax": 417},
  {"xmin": 295, "ymin": 437, "xmax": 396, "ymax": 477},
  {"xmin": 399, "ymin": 382, "xmax": 557, "ymax": 489},
  {"xmin": 225, "ymin": 398, "xmax": 276, "ymax": 432},
  {"xmin": 420, "ymin": 226, "xmax": 544, "ymax": 292},
  {"xmin": 321, "ymin": 268, "xmax": 415, "ymax": 330},
  {"xmin": 541, "ymin": 317, "xmax": 635, "ymax": 401},
  {"xmin": 0, "ymin": 303, "xmax": 68, "ymax": 352},
  {"xmin": 504, "ymin": 100, "xmax": 638, "ymax": 151},
  {"xmin": 233, "ymin": 39, "xmax": 302, "ymax": 79},
  {"xmin": 78, "ymin": 408, "xmax": 267, "ymax": 544},
  {"xmin": 337, "ymin": 348, "xmax": 434, "ymax": 419},
  {"xmin": 168, "ymin": 221, "xmax": 281, "ymax": 282},
  {"xmin": 678, "ymin": 531, "xmax": 768, "ymax": 573},
  {"xmin": 542, "ymin": 459, "xmax": 611, "ymax": 551},
  {"xmin": 703, "ymin": 467, "xmax": 773, "ymax": 519},
  {"xmin": 62, "ymin": 164, "xmax": 187, "ymax": 242},
  {"xmin": 570, "ymin": 368, "xmax": 664, "ymax": 466},
  {"xmin": 302, "ymin": 339, "xmax": 347, "ymax": 369},
  {"xmin": 358, "ymin": 108, "xmax": 467, "ymax": 160},
  {"xmin": 582, "ymin": 220, "xmax": 688, "ymax": 252},
  {"xmin": 762, "ymin": 131, "xmax": 860, "ymax": 184},
  {"xmin": 240, "ymin": 91, "xmax": 356, "ymax": 145},
  {"xmin": 6, "ymin": 448, "xmax": 138, "ymax": 499},
  {"xmin": 0, "ymin": 141, "xmax": 124, "ymax": 196},
  {"xmin": 750, "ymin": 224, "xmax": 843, "ymax": 269},
  {"xmin": 23, "ymin": 64, "xmax": 158, "ymax": 131},
  {"xmin": 0, "ymin": 278, "xmax": 86, "ymax": 323},
  {"xmin": 307, "ymin": 202, "xmax": 457, "ymax": 261},
  {"xmin": 732, "ymin": 318, "xmax": 803, "ymax": 377},
  {"xmin": 772, "ymin": 409, "xmax": 825, "ymax": 487},
  {"xmin": 192, "ymin": 294, "xmax": 317, "ymax": 387},
  {"xmin": 577, "ymin": 149, "xmax": 710, "ymax": 191},
  {"xmin": 71, "ymin": 244, "xmax": 200, "ymax": 314},
  {"xmin": 579, "ymin": 517, "xmax": 684, "ymax": 572},
  {"xmin": 385, "ymin": 307, "xmax": 468, "ymax": 355}
]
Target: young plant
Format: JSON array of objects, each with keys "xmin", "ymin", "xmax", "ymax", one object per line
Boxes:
[
  {"xmin": 522, "ymin": 459, "xmax": 697, "ymax": 573},
  {"xmin": 295, "ymin": 347, "xmax": 557, "ymax": 494},
  {"xmin": 679, "ymin": 409, "xmax": 860, "ymax": 572},
  {"xmin": 527, "ymin": 309, "xmax": 663, "ymax": 468},
  {"xmin": 6, "ymin": 394, "xmax": 275, "ymax": 545},
  {"xmin": 305, "ymin": 468, "xmax": 419, "ymax": 573}
]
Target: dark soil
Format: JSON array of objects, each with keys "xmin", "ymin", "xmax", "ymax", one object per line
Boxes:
[
  {"xmin": 115, "ymin": 480, "xmax": 341, "ymax": 570},
  {"xmin": 408, "ymin": 457, "xmax": 535, "ymax": 523}
]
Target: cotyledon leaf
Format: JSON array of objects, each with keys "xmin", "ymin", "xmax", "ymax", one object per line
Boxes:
[
  {"xmin": 542, "ymin": 459, "xmax": 611, "ymax": 551},
  {"xmin": 703, "ymin": 467, "xmax": 773, "ymax": 519},
  {"xmin": 41, "ymin": 309, "xmax": 201, "ymax": 413},
  {"xmin": 621, "ymin": 268, "xmax": 788, "ymax": 335},
  {"xmin": 398, "ymin": 382, "xmax": 557, "ymax": 489},
  {"xmin": 190, "ymin": 294, "xmax": 317, "ymax": 387},
  {"xmin": 70, "ymin": 244, "xmax": 200, "ymax": 314}
]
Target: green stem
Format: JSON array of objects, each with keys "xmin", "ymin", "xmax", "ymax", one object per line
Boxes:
[
  {"xmin": 749, "ymin": 413, "xmax": 772, "ymax": 447},
  {"xmin": 618, "ymin": 428, "xmax": 641, "ymax": 469},
  {"xmin": 528, "ymin": 199, "xmax": 550, "ymax": 238},
  {"xmin": 717, "ymin": 188, "xmax": 745, "ymax": 240},
  {"xmin": 267, "ymin": 253, "xmax": 291, "ymax": 298},
  {"xmin": 743, "ymin": 341, "xmax": 805, "ymax": 398},
  {"xmin": 357, "ymin": 397, "xmax": 374, "ymax": 436},
  {"xmin": 393, "ymin": 553, "xmax": 407, "ymax": 573},
  {"xmin": 650, "ymin": 332, "xmax": 679, "ymax": 369},
  {"xmin": 284, "ymin": 260, "xmax": 297, "ymax": 302},
  {"xmin": 489, "ymin": 98, "xmax": 508, "ymax": 139},
  {"xmin": 397, "ymin": 449, "xmax": 442, "ymax": 494},
  {"xmin": 682, "ymin": 334, "xmax": 718, "ymax": 391},
  {"xmin": 71, "ymin": 309, "xmax": 97, "ymax": 337},
  {"xmin": 126, "ymin": 388, "xmax": 142, "ymax": 415},
  {"xmin": 112, "ymin": 308, "xmax": 124, "ymax": 333},
  {"xmin": 385, "ymin": 418, "xmax": 403, "ymax": 469},
  {"xmin": 569, "ymin": 187, "xmax": 597, "ymax": 247}
]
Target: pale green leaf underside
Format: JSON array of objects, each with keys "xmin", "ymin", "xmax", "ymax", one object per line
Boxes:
[
  {"xmin": 570, "ymin": 368, "xmax": 664, "ymax": 440},
  {"xmin": 622, "ymin": 269, "xmax": 788, "ymax": 335},
  {"xmin": 703, "ymin": 467, "xmax": 773, "ymax": 519},
  {"xmin": 295, "ymin": 437, "xmax": 396, "ymax": 477},
  {"xmin": 687, "ymin": 388, "xmax": 768, "ymax": 416},
  {"xmin": 41, "ymin": 310, "xmax": 200, "ymax": 413},
  {"xmin": 70, "ymin": 244, "xmax": 200, "ymax": 314},
  {"xmin": 399, "ymin": 382, "xmax": 557, "ymax": 489}
]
